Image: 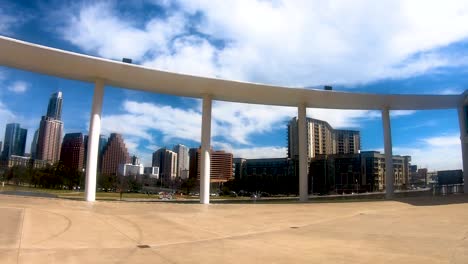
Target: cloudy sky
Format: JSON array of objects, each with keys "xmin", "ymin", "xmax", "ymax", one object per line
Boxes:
[{"xmin": 0, "ymin": 0, "xmax": 467, "ymax": 170}]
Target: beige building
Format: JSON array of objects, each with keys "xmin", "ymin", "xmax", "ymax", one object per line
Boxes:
[
  {"xmin": 360, "ymin": 151, "xmax": 411, "ymax": 191},
  {"xmin": 36, "ymin": 116, "xmax": 63, "ymax": 164},
  {"xmin": 288, "ymin": 117, "xmax": 360, "ymax": 159}
]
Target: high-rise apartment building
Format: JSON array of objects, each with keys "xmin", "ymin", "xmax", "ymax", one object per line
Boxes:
[
  {"xmin": 60, "ymin": 133, "xmax": 85, "ymax": 171},
  {"xmin": 152, "ymin": 148, "xmax": 177, "ymax": 180},
  {"xmin": 173, "ymin": 144, "xmax": 189, "ymax": 178},
  {"xmin": 288, "ymin": 117, "xmax": 360, "ymax": 159},
  {"xmin": 335, "ymin": 129, "xmax": 360, "ymax": 155},
  {"xmin": 36, "ymin": 92, "xmax": 64, "ymax": 164},
  {"xmin": 2, "ymin": 123, "xmax": 27, "ymax": 159},
  {"xmin": 36, "ymin": 116, "xmax": 63, "ymax": 163},
  {"xmin": 189, "ymin": 148, "xmax": 233, "ymax": 182},
  {"xmin": 100, "ymin": 133, "xmax": 130, "ymax": 175}
]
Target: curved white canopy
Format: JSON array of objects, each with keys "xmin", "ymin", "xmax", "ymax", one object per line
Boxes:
[{"xmin": 0, "ymin": 36, "xmax": 463, "ymax": 110}]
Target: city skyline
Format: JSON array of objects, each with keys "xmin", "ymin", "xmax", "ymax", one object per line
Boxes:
[
  {"xmin": 0, "ymin": 1, "xmax": 467, "ymax": 170},
  {"xmin": 0, "ymin": 90, "xmax": 458, "ymax": 172}
]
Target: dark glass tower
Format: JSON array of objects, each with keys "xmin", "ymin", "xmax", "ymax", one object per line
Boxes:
[
  {"xmin": 60, "ymin": 133, "xmax": 85, "ymax": 171},
  {"xmin": 30, "ymin": 129, "xmax": 39, "ymax": 159},
  {"xmin": 2, "ymin": 123, "xmax": 27, "ymax": 159},
  {"xmin": 46, "ymin": 91, "xmax": 63, "ymax": 120},
  {"xmin": 83, "ymin": 134, "xmax": 107, "ymax": 170}
]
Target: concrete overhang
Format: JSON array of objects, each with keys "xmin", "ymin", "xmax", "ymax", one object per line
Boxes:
[{"xmin": 0, "ymin": 36, "xmax": 463, "ymax": 110}]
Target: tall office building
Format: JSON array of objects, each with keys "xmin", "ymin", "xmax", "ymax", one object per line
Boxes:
[
  {"xmin": 152, "ymin": 148, "xmax": 178, "ymax": 180},
  {"xmin": 288, "ymin": 117, "xmax": 360, "ymax": 159},
  {"xmin": 2, "ymin": 123, "xmax": 27, "ymax": 159},
  {"xmin": 36, "ymin": 92, "xmax": 64, "ymax": 164},
  {"xmin": 30, "ymin": 129, "xmax": 39, "ymax": 159},
  {"xmin": 100, "ymin": 133, "xmax": 130, "ymax": 175},
  {"xmin": 60, "ymin": 133, "xmax": 85, "ymax": 171},
  {"xmin": 189, "ymin": 148, "xmax": 233, "ymax": 182},
  {"xmin": 46, "ymin": 92, "xmax": 63, "ymax": 120},
  {"xmin": 36, "ymin": 116, "xmax": 63, "ymax": 163},
  {"xmin": 173, "ymin": 144, "xmax": 189, "ymax": 178}
]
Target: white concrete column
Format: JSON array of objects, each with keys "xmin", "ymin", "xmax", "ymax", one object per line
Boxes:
[
  {"xmin": 382, "ymin": 108, "xmax": 394, "ymax": 198},
  {"xmin": 200, "ymin": 95, "xmax": 212, "ymax": 204},
  {"xmin": 85, "ymin": 79, "xmax": 105, "ymax": 202},
  {"xmin": 457, "ymin": 104, "xmax": 468, "ymax": 193},
  {"xmin": 298, "ymin": 103, "xmax": 308, "ymax": 202}
]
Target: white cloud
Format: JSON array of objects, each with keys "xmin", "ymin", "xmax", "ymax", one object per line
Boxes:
[
  {"xmin": 212, "ymin": 141, "xmax": 288, "ymax": 159},
  {"xmin": 393, "ymin": 134, "xmax": 461, "ymax": 171},
  {"xmin": 101, "ymin": 100, "xmax": 202, "ymax": 144},
  {"xmin": 57, "ymin": 1, "xmax": 468, "ymax": 87},
  {"xmin": 60, "ymin": 2, "xmax": 186, "ymax": 61},
  {"xmin": 7, "ymin": 81, "xmax": 29, "ymax": 94},
  {"xmin": 422, "ymin": 135, "xmax": 460, "ymax": 147},
  {"xmin": 437, "ymin": 87, "xmax": 465, "ymax": 95},
  {"xmin": 212, "ymin": 102, "xmax": 295, "ymax": 145},
  {"xmin": 0, "ymin": 8, "xmax": 18, "ymax": 34},
  {"xmin": 232, "ymin": 146, "xmax": 287, "ymax": 159}
]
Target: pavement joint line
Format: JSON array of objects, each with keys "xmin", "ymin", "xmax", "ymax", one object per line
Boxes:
[
  {"xmin": 16, "ymin": 207, "xmax": 25, "ymax": 264},
  {"xmin": 145, "ymin": 210, "xmax": 375, "ymax": 250},
  {"xmin": 30, "ymin": 208, "xmax": 73, "ymax": 245},
  {"xmin": 96, "ymin": 214, "xmax": 141, "ymax": 245}
]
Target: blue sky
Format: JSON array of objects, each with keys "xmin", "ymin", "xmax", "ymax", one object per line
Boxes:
[{"xmin": 0, "ymin": 0, "xmax": 467, "ymax": 170}]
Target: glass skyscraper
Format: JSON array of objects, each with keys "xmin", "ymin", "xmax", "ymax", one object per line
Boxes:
[
  {"xmin": 46, "ymin": 91, "xmax": 63, "ymax": 120},
  {"xmin": 2, "ymin": 123, "xmax": 27, "ymax": 159}
]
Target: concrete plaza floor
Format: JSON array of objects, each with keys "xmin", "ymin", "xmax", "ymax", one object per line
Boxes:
[{"xmin": 1, "ymin": 194, "xmax": 468, "ymax": 263}]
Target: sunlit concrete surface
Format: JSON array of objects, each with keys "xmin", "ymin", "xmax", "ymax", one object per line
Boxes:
[{"xmin": 1, "ymin": 195, "xmax": 468, "ymax": 263}]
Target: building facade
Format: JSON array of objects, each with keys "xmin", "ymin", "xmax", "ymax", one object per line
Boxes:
[
  {"xmin": 36, "ymin": 92, "xmax": 64, "ymax": 164},
  {"xmin": 83, "ymin": 134, "xmax": 107, "ymax": 169},
  {"xmin": 288, "ymin": 117, "xmax": 360, "ymax": 159},
  {"xmin": 144, "ymin": 166, "xmax": 159, "ymax": 179},
  {"xmin": 1, "ymin": 155, "xmax": 47, "ymax": 169},
  {"xmin": 118, "ymin": 163, "xmax": 144, "ymax": 177},
  {"xmin": 2, "ymin": 123, "xmax": 27, "ymax": 159},
  {"xmin": 36, "ymin": 116, "xmax": 63, "ymax": 163},
  {"xmin": 189, "ymin": 148, "xmax": 233, "ymax": 182},
  {"xmin": 46, "ymin": 92, "xmax": 63, "ymax": 120},
  {"xmin": 309, "ymin": 151, "xmax": 411, "ymax": 194},
  {"xmin": 100, "ymin": 133, "xmax": 130, "ymax": 175},
  {"xmin": 361, "ymin": 151, "xmax": 411, "ymax": 191},
  {"xmin": 437, "ymin": 170, "xmax": 463, "ymax": 185},
  {"xmin": 152, "ymin": 148, "xmax": 178, "ymax": 180},
  {"xmin": 60, "ymin": 133, "xmax": 85, "ymax": 171},
  {"xmin": 30, "ymin": 129, "xmax": 39, "ymax": 159},
  {"xmin": 173, "ymin": 144, "xmax": 189, "ymax": 178}
]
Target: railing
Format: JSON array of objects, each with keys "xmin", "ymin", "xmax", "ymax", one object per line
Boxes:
[{"xmin": 433, "ymin": 184, "xmax": 465, "ymax": 195}]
